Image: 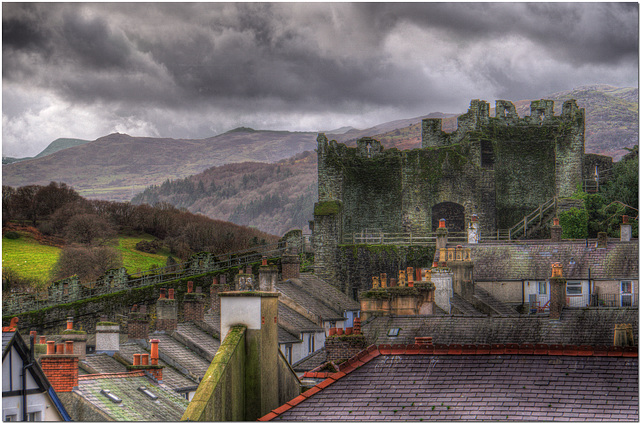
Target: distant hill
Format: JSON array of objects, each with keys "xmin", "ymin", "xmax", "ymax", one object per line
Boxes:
[
  {"xmin": 3, "ymin": 84, "xmax": 637, "ymax": 217},
  {"xmin": 2, "ymin": 130, "xmax": 320, "ymax": 201},
  {"xmin": 3, "ymin": 137, "xmax": 91, "ymax": 164},
  {"xmin": 34, "ymin": 138, "xmax": 92, "ymax": 158}
]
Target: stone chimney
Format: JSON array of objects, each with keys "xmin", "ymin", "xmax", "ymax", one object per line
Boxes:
[
  {"xmin": 281, "ymin": 253, "xmax": 301, "ymax": 281},
  {"xmin": 259, "ymin": 257, "xmax": 278, "ymax": 291},
  {"xmin": 235, "ymin": 269, "xmax": 255, "ymax": 291},
  {"xmin": 620, "ymin": 215, "xmax": 632, "ymax": 242},
  {"xmin": 128, "ymin": 304, "xmax": 149, "ymax": 340},
  {"xmin": 40, "ymin": 341, "xmax": 79, "ymax": 392},
  {"xmin": 156, "ymin": 288, "xmax": 177, "ymax": 331},
  {"xmin": 436, "ymin": 218, "xmax": 448, "ymax": 250},
  {"xmin": 550, "ymin": 217, "xmax": 562, "ymax": 242},
  {"xmin": 597, "ymin": 232, "xmax": 608, "ymax": 249},
  {"xmin": 183, "ymin": 281, "xmax": 206, "ymax": 322},
  {"xmin": 449, "ymin": 246, "xmax": 474, "ymax": 301},
  {"xmin": 210, "ymin": 276, "xmax": 229, "ymax": 316},
  {"xmin": 468, "ymin": 214, "xmax": 480, "ymax": 244},
  {"xmin": 129, "ymin": 339, "xmax": 163, "ymax": 381},
  {"xmin": 61, "ymin": 316, "xmax": 88, "ymax": 359},
  {"xmin": 96, "ymin": 321, "xmax": 120, "ymax": 355},
  {"xmin": 431, "ymin": 263, "xmax": 453, "ymax": 314},
  {"xmin": 219, "ymin": 291, "xmax": 280, "ymax": 420},
  {"xmin": 549, "ymin": 263, "xmax": 566, "ymax": 320},
  {"xmin": 325, "ymin": 318, "xmax": 367, "ymax": 363}
]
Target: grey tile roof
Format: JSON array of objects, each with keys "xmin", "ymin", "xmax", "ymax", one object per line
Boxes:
[
  {"xmin": 277, "ymin": 281, "xmax": 344, "ymax": 321},
  {"xmin": 117, "ymin": 343, "xmax": 197, "ymax": 391},
  {"xmin": 295, "ymin": 273, "xmax": 361, "ymax": 312},
  {"xmin": 81, "ymin": 354, "xmax": 128, "ymax": 374},
  {"xmin": 150, "ymin": 332, "xmax": 212, "ymax": 381},
  {"xmin": 471, "ymin": 240, "xmax": 638, "ymax": 280},
  {"xmin": 74, "ymin": 374, "xmax": 188, "ymax": 421},
  {"xmin": 278, "ymin": 303, "xmax": 324, "ymax": 334},
  {"xmin": 273, "ymin": 353, "xmax": 638, "ymax": 421},
  {"xmin": 278, "ymin": 326, "xmax": 301, "ymax": 344},
  {"xmin": 363, "ymin": 308, "xmax": 638, "ymax": 346},
  {"xmin": 2, "ymin": 331, "xmax": 16, "ymax": 355},
  {"xmin": 175, "ymin": 322, "xmax": 220, "ymax": 362},
  {"xmin": 203, "ymin": 310, "xmax": 221, "ymax": 336},
  {"xmin": 293, "ymin": 347, "xmax": 327, "ymax": 372}
]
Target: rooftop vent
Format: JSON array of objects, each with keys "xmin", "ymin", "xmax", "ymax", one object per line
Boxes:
[
  {"xmin": 100, "ymin": 389, "xmax": 122, "ymax": 404},
  {"xmin": 138, "ymin": 386, "xmax": 158, "ymax": 400}
]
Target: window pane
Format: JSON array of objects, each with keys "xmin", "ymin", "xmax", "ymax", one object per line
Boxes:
[{"xmin": 567, "ymin": 282, "xmax": 582, "ymax": 295}]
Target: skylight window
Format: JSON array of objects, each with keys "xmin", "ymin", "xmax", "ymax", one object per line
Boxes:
[
  {"xmin": 138, "ymin": 386, "xmax": 158, "ymax": 400},
  {"xmin": 387, "ymin": 328, "xmax": 401, "ymax": 337},
  {"xmin": 100, "ymin": 389, "xmax": 122, "ymax": 404}
]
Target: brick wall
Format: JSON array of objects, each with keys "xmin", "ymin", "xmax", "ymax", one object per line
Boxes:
[
  {"xmin": 183, "ymin": 293, "xmax": 205, "ymax": 322},
  {"xmin": 40, "ymin": 355, "xmax": 78, "ymax": 392},
  {"xmin": 325, "ymin": 335, "xmax": 368, "ymax": 362}
]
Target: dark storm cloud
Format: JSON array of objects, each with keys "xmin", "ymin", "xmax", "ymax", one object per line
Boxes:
[{"xmin": 2, "ymin": 2, "xmax": 638, "ymax": 157}]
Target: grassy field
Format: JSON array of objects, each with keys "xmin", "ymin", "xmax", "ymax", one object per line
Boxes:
[
  {"xmin": 2, "ymin": 232, "xmax": 61, "ymax": 286},
  {"xmin": 115, "ymin": 234, "xmax": 173, "ymax": 275},
  {"xmin": 2, "ymin": 231, "xmax": 173, "ymax": 285}
]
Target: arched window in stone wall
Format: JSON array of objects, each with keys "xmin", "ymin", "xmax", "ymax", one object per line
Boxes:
[{"xmin": 431, "ymin": 202, "xmax": 465, "ymax": 232}]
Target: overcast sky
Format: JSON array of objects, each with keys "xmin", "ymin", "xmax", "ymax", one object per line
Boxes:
[{"xmin": 2, "ymin": 2, "xmax": 638, "ymax": 157}]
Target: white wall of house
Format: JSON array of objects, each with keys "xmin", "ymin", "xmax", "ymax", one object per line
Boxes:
[{"xmin": 3, "ymin": 344, "xmax": 62, "ymax": 421}]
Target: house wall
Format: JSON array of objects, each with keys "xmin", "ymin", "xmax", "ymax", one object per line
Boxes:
[{"xmin": 2, "ymin": 392, "xmax": 60, "ymax": 422}]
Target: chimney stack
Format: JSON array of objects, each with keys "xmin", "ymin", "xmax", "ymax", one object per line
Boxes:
[
  {"xmin": 550, "ymin": 217, "xmax": 563, "ymax": 242},
  {"xmin": 96, "ymin": 321, "xmax": 120, "ymax": 355},
  {"xmin": 620, "ymin": 215, "xmax": 632, "ymax": 242},
  {"xmin": 128, "ymin": 304, "xmax": 149, "ymax": 340},
  {"xmin": 549, "ymin": 263, "xmax": 566, "ymax": 320},
  {"xmin": 468, "ymin": 214, "xmax": 480, "ymax": 244},
  {"xmin": 40, "ymin": 341, "xmax": 78, "ymax": 392},
  {"xmin": 62, "ymin": 316, "xmax": 88, "ymax": 358},
  {"xmin": 258, "ymin": 258, "xmax": 278, "ymax": 291},
  {"xmin": 281, "ymin": 253, "xmax": 301, "ymax": 280},
  {"xmin": 148, "ymin": 339, "xmax": 162, "ymax": 381},
  {"xmin": 156, "ymin": 288, "xmax": 177, "ymax": 331},
  {"xmin": 597, "ymin": 232, "xmax": 608, "ymax": 249},
  {"xmin": 184, "ymin": 282, "xmax": 206, "ymax": 322},
  {"xmin": 436, "ymin": 218, "xmax": 448, "ymax": 250}
]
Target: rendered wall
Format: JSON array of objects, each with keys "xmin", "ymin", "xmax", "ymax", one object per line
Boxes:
[{"xmin": 181, "ymin": 326, "xmax": 246, "ymax": 421}]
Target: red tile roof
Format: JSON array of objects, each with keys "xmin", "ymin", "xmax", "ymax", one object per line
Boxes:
[{"xmin": 260, "ymin": 343, "xmax": 638, "ymax": 421}]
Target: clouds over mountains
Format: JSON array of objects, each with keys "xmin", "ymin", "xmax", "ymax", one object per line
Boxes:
[{"xmin": 3, "ymin": 3, "xmax": 638, "ymax": 157}]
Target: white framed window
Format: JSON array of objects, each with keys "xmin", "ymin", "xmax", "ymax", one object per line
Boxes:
[
  {"xmin": 566, "ymin": 281, "xmax": 582, "ymax": 295},
  {"xmin": 537, "ymin": 282, "xmax": 547, "ymax": 295},
  {"xmin": 285, "ymin": 345, "xmax": 292, "ymax": 364},
  {"xmin": 387, "ymin": 328, "xmax": 401, "ymax": 337},
  {"xmin": 5, "ymin": 414, "xmax": 18, "ymax": 422},
  {"xmin": 308, "ymin": 334, "xmax": 315, "ymax": 353},
  {"xmin": 27, "ymin": 412, "xmax": 41, "ymax": 422},
  {"xmin": 621, "ymin": 281, "xmax": 632, "ymax": 294}
]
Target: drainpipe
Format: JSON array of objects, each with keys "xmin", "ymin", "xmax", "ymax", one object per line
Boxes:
[
  {"xmin": 588, "ymin": 268, "xmax": 592, "ymax": 305},
  {"xmin": 22, "ymin": 333, "xmax": 35, "ymax": 421},
  {"xmin": 521, "ymin": 280, "xmax": 525, "ymax": 308}
]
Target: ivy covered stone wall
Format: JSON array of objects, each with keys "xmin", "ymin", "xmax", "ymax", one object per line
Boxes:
[
  {"xmin": 313, "ymin": 98, "xmax": 592, "ymax": 292},
  {"xmin": 334, "ymin": 245, "xmax": 435, "ymax": 299}
]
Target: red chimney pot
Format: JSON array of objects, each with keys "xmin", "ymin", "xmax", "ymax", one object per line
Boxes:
[
  {"xmin": 141, "ymin": 354, "xmax": 149, "ymax": 366},
  {"xmin": 168, "ymin": 288, "xmax": 175, "ymax": 300},
  {"xmin": 623, "ymin": 215, "xmax": 629, "ymax": 224},
  {"xmin": 133, "ymin": 354, "xmax": 141, "ymax": 366},
  {"xmin": 159, "ymin": 289, "xmax": 166, "ymax": 299},
  {"xmin": 150, "ymin": 339, "xmax": 160, "ymax": 365},
  {"xmin": 439, "ymin": 219, "xmax": 446, "ymax": 229},
  {"xmin": 46, "ymin": 341, "xmax": 56, "ymax": 355},
  {"xmin": 65, "ymin": 341, "xmax": 74, "ymax": 354}
]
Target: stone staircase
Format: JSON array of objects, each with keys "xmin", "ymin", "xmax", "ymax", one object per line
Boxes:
[
  {"xmin": 451, "ymin": 294, "xmax": 485, "ymax": 316},
  {"xmin": 508, "ymin": 197, "xmax": 585, "ymax": 240},
  {"xmin": 473, "ymin": 286, "xmax": 520, "ymax": 316}
]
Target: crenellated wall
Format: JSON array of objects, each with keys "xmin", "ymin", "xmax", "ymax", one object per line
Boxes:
[{"xmin": 313, "ymin": 99, "xmax": 593, "ymax": 290}]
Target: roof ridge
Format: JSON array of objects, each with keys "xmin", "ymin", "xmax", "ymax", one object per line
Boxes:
[
  {"xmin": 78, "ymin": 370, "xmax": 147, "ymax": 380},
  {"xmin": 258, "ymin": 342, "xmax": 638, "ymax": 421}
]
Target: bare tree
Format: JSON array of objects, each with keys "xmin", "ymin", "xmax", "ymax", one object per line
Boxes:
[
  {"xmin": 52, "ymin": 246, "xmax": 123, "ymax": 283},
  {"xmin": 64, "ymin": 213, "xmax": 116, "ymax": 245}
]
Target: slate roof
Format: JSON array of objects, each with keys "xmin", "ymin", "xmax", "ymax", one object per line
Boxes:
[
  {"xmin": 471, "ymin": 240, "xmax": 638, "ymax": 280},
  {"xmin": 278, "ymin": 303, "xmax": 324, "ymax": 334},
  {"xmin": 262, "ymin": 344, "xmax": 639, "ymax": 421},
  {"xmin": 293, "ymin": 347, "xmax": 327, "ymax": 372},
  {"xmin": 363, "ymin": 308, "xmax": 639, "ymax": 346},
  {"xmin": 117, "ymin": 342, "xmax": 197, "ymax": 391},
  {"xmin": 294, "ymin": 274, "xmax": 361, "ymax": 312},
  {"xmin": 81, "ymin": 354, "xmax": 128, "ymax": 374},
  {"xmin": 277, "ymin": 281, "xmax": 344, "ymax": 321},
  {"xmin": 74, "ymin": 372, "xmax": 188, "ymax": 421},
  {"xmin": 278, "ymin": 326, "xmax": 302, "ymax": 344},
  {"xmin": 148, "ymin": 332, "xmax": 212, "ymax": 381},
  {"xmin": 2, "ymin": 331, "xmax": 16, "ymax": 354}
]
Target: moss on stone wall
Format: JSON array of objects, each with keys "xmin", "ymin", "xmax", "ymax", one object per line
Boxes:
[{"xmin": 314, "ymin": 200, "xmax": 342, "ymax": 216}]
